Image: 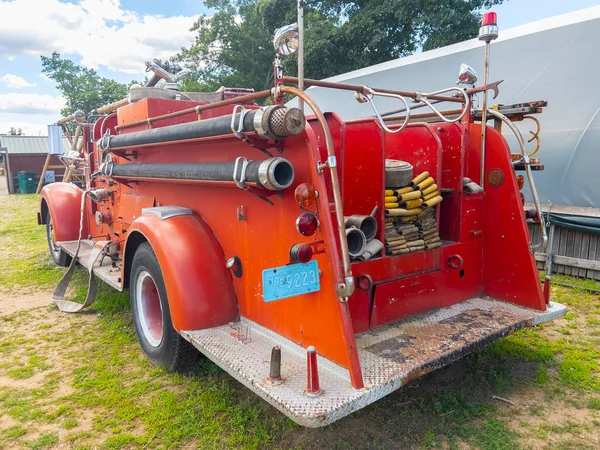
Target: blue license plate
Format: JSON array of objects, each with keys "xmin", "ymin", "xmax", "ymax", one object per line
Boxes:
[{"xmin": 262, "ymin": 260, "xmax": 320, "ymax": 302}]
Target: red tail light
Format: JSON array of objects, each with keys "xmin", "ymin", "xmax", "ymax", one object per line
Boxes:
[
  {"xmin": 296, "ymin": 213, "xmax": 318, "ymax": 236},
  {"xmin": 290, "ymin": 243, "xmax": 313, "ymax": 263},
  {"xmin": 517, "ymin": 175, "xmax": 525, "ymax": 190}
]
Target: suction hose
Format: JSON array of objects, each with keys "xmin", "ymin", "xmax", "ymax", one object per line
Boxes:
[
  {"xmin": 99, "ymin": 106, "xmax": 305, "ymax": 150},
  {"xmin": 100, "ymin": 157, "xmax": 295, "ymax": 191}
]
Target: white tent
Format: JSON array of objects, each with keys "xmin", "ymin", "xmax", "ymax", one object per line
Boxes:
[{"xmin": 294, "ymin": 6, "xmax": 600, "ymax": 208}]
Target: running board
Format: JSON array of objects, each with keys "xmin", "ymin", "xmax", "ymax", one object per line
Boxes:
[
  {"xmin": 181, "ymin": 298, "xmax": 565, "ymax": 428},
  {"xmin": 58, "ymin": 240, "xmax": 123, "ymax": 291}
]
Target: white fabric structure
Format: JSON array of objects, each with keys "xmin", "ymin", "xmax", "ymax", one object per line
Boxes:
[{"xmin": 295, "ymin": 6, "xmax": 600, "ymax": 208}]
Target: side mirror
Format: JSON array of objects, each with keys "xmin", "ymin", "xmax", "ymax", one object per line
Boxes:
[{"xmin": 457, "ymin": 64, "xmax": 478, "ymax": 87}]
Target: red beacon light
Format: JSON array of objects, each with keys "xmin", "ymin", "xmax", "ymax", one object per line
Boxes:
[{"xmin": 479, "ymin": 11, "xmax": 499, "ymax": 42}]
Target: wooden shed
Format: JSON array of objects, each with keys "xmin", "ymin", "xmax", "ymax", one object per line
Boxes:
[{"xmin": 0, "ymin": 136, "xmax": 69, "ymax": 194}]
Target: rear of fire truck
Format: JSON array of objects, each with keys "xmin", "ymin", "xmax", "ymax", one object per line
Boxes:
[{"xmin": 39, "ymin": 12, "xmax": 565, "ymax": 427}]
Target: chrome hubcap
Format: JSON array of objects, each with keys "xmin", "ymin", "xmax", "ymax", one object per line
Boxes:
[{"xmin": 135, "ymin": 270, "xmax": 164, "ymax": 348}]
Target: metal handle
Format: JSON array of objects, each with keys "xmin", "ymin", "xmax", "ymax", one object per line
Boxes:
[
  {"xmin": 486, "ymin": 108, "xmax": 547, "ymax": 251},
  {"xmin": 231, "ymin": 105, "xmax": 247, "ymax": 139},
  {"xmin": 358, "ymin": 86, "xmax": 411, "ymax": 133},
  {"xmin": 413, "ymin": 87, "xmax": 470, "ymax": 123}
]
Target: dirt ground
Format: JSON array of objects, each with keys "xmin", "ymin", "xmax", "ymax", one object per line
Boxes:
[{"xmin": 1, "ymin": 286, "xmax": 599, "ymax": 450}]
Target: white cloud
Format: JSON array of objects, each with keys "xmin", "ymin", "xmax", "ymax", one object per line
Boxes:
[
  {"xmin": 0, "ymin": 93, "xmax": 65, "ymax": 115},
  {"xmin": 1, "ymin": 73, "xmax": 36, "ymax": 88},
  {"xmin": 0, "ymin": 120, "xmax": 47, "ymax": 136},
  {"xmin": 0, "ymin": 0, "xmax": 197, "ymax": 75}
]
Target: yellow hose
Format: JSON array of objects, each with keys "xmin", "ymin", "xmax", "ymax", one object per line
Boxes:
[
  {"xmin": 423, "ymin": 196, "xmax": 443, "ymax": 207},
  {"xmin": 397, "ymin": 191, "xmax": 422, "ymax": 202},
  {"xmin": 385, "ymin": 208, "xmax": 422, "ymax": 217},
  {"xmin": 384, "ymin": 196, "xmax": 398, "ymax": 203},
  {"xmin": 423, "ymin": 191, "xmax": 439, "ymax": 201},
  {"xmin": 415, "ymin": 177, "xmax": 435, "ymax": 191},
  {"xmin": 384, "ymin": 189, "xmax": 395, "ymax": 196},
  {"xmin": 421, "ymin": 184, "xmax": 438, "ymax": 196},
  {"xmin": 405, "ymin": 199, "xmax": 423, "ymax": 209},
  {"xmin": 385, "ymin": 202, "xmax": 400, "ymax": 209},
  {"xmin": 410, "ymin": 171, "xmax": 430, "ymax": 187},
  {"xmin": 394, "ymin": 186, "xmax": 413, "ymax": 195}
]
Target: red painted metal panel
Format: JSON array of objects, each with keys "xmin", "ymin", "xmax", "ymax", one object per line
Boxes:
[
  {"xmin": 437, "ymin": 123, "xmax": 465, "ymax": 242},
  {"xmin": 368, "ymin": 240, "xmax": 482, "ymax": 328},
  {"xmin": 469, "ymin": 124, "xmax": 545, "ymax": 310}
]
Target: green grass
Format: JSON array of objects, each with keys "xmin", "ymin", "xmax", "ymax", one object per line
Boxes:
[{"xmin": 2, "ymin": 192, "xmax": 600, "ymax": 449}]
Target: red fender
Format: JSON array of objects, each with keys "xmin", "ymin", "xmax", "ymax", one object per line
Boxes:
[
  {"xmin": 40, "ymin": 182, "xmax": 88, "ymax": 241},
  {"xmin": 124, "ymin": 213, "xmax": 239, "ymax": 331}
]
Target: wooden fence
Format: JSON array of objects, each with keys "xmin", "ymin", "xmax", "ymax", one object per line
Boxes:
[{"xmin": 528, "ymin": 220, "xmax": 600, "ymax": 281}]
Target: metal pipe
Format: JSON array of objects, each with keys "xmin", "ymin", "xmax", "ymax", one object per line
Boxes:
[
  {"xmin": 280, "ymin": 85, "xmax": 354, "ymax": 298},
  {"xmin": 345, "ymin": 214, "xmax": 377, "ymax": 241},
  {"xmin": 297, "ymin": 0, "xmax": 304, "ymax": 112},
  {"xmin": 480, "ymin": 42, "xmax": 491, "ymax": 190},
  {"xmin": 346, "ymin": 228, "xmax": 367, "ymax": 258},
  {"xmin": 115, "ymin": 89, "xmax": 271, "ymax": 131},
  {"xmin": 101, "ymin": 107, "xmax": 305, "ymax": 150},
  {"xmin": 101, "ymin": 158, "xmax": 295, "ymax": 191},
  {"xmin": 283, "ymin": 76, "xmax": 465, "ymax": 104},
  {"xmin": 486, "ymin": 108, "xmax": 548, "ymax": 250},
  {"xmin": 546, "ymin": 223, "xmax": 555, "ymax": 275},
  {"xmin": 93, "ymin": 98, "xmax": 128, "ymax": 115},
  {"xmin": 382, "ymin": 109, "xmax": 463, "ymax": 123}
]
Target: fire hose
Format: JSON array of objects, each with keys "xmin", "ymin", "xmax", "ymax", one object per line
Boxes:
[
  {"xmin": 99, "ymin": 157, "xmax": 295, "ymax": 191},
  {"xmin": 99, "ymin": 106, "xmax": 305, "ymax": 150}
]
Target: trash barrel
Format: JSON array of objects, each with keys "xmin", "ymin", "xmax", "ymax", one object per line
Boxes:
[{"xmin": 17, "ymin": 171, "xmax": 37, "ymax": 194}]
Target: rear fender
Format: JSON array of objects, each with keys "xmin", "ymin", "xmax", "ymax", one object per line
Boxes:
[
  {"xmin": 124, "ymin": 212, "xmax": 239, "ymax": 331},
  {"xmin": 39, "ymin": 182, "xmax": 88, "ymax": 241}
]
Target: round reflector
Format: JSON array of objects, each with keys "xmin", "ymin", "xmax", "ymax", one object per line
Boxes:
[
  {"xmin": 296, "ymin": 213, "xmax": 318, "ymax": 236},
  {"xmin": 294, "ymin": 183, "xmax": 317, "ymax": 207}
]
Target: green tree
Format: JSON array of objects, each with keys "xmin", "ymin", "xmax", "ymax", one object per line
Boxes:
[
  {"xmin": 40, "ymin": 52, "xmax": 132, "ymax": 117},
  {"xmin": 8, "ymin": 127, "xmax": 24, "ymax": 136},
  {"xmin": 177, "ymin": 0, "xmax": 503, "ymax": 92}
]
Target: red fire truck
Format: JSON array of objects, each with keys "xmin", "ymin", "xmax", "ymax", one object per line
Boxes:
[{"xmin": 39, "ymin": 14, "xmax": 564, "ymax": 427}]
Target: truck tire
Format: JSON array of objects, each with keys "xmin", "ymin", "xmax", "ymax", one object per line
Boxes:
[
  {"xmin": 130, "ymin": 242, "xmax": 199, "ymax": 372},
  {"xmin": 46, "ymin": 211, "xmax": 72, "ymax": 267}
]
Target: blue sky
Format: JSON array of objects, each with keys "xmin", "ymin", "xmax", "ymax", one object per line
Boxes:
[{"xmin": 0, "ymin": 0, "xmax": 598, "ymax": 135}]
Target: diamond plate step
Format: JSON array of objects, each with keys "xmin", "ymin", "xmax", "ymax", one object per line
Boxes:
[
  {"xmin": 182, "ymin": 298, "xmax": 565, "ymax": 427},
  {"xmin": 59, "ymin": 240, "xmax": 123, "ymax": 291}
]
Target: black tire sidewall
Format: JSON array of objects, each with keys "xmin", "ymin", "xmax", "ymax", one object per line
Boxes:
[
  {"xmin": 129, "ymin": 242, "xmax": 184, "ymax": 370},
  {"xmin": 46, "ymin": 211, "xmax": 71, "ymax": 267}
]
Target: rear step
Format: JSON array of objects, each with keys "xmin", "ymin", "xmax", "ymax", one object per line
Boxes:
[
  {"xmin": 182, "ymin": 298, "xmax": 565, "ymax": 427},
  {"xmin": 58, "ymin": 239, "xmax": 122, "ymax": 291}
]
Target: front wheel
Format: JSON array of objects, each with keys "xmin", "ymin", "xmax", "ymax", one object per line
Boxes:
[
  {"xmin": 130, "ymin": 242, "xmax": 199, "ymax": 372},
  {"xmin": 46, "ymin": 211, "xmax": 72, "ymax": 267}
]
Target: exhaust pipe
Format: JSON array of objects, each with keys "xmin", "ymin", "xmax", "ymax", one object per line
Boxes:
[
  {"xmin": 100, "ymin": 157, "xmax": 295, "ymax": 191},
  {"xmin": 345, "ymin": 214, "xmax": 377, "ymax": 241},
  {"xmin": 346, "ymin": 227, "xmax": 367, "ymax": 258}
]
